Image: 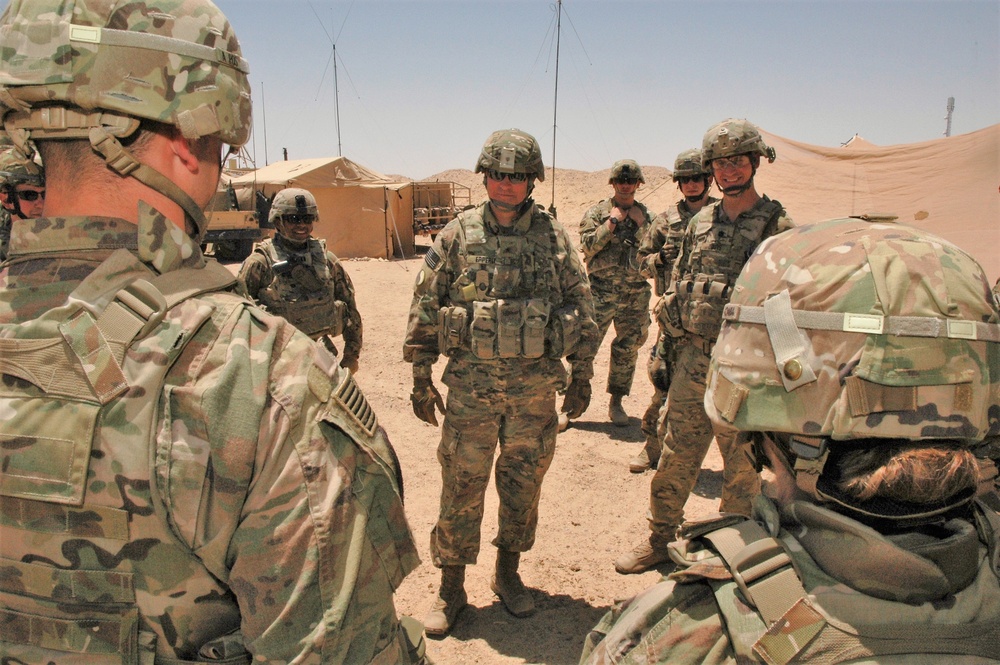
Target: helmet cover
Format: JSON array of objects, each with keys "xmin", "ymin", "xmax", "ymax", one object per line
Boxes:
[
  {"xmin": 609, "ymin": 159, "xmax": 645, "ymax": 184},
  {"xmin": 475, "ymin": 128, "xmax": 545, "ymax": 182},
  {"xmin": 702, "ymin": 118, "xmax": 776, "ymax": 164}
]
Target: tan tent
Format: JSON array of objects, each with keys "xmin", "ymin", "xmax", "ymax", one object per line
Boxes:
[
  {"xmin": 753, "ymin": 124, "xmax": 1000, "ymax": 282},
  {"xmin": 228, "ymin": 156, "xmax": 415, "ymax": 259}
]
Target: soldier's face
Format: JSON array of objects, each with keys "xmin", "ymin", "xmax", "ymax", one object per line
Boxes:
[
  {"xmin": 485, "ymin": 172, "xmax": 530, "ymax": 208},
  {"xmin": 278, "ymin": 214, "xmax": 315, "ymax": 243},
  {"xmin": 677, "ymin": 176, "xmax": 707, "ymax": 200},
  {"xmin": 711, "ymin": 154, "xmax": 753, "ymax": 194},
  {"xmin": 1, "ymin": 185, "xmax": 45, "ymax": 219}
]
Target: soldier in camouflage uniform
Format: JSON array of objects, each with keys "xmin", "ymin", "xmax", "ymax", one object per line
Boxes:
[
  {"xmin": 582, "ymin": 218, "xmax": 1000, "ymax": 664},
  {"xmin": 404, "ymin": 128, "xmax": 598, "ymax": 636},
  {"xmin": 561, "ymin": 160, "xmax": 654, "ymax": 431},
  {"xmin": 237, "ymin": 187, "xmax": 363, "ymax": 373},
  {"xmin": 630, "ymin": 149, "xmax": 718, "ymax": 473},
  {"xmin": 616, "ymin": 119, "xmax": 793, "ymax": 574},
  {"xmin": 0, "ymin": 146, "xmax": 45, "ymax": 262},
  {"xmin": 0, "ymin": 1, "xmax": 424, "ymax": 662}
]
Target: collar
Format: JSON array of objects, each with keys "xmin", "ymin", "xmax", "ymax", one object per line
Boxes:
[
  {"xmin": 780, "ymin": 499, "xmax": 982, "ymax": 603},
  {"xmin": 483, "ymin": 198, "xmax": 535, "ymax": 235},
  {"xmin": 9, "ymin": 201, "xmax": 206, "ymax": 275}
]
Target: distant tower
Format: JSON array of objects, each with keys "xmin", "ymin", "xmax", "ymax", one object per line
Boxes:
[{"xmin": 944, "ymin": 97, "xmax": 955, "ymax": 137}]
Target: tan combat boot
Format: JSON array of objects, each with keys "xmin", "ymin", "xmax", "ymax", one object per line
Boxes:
[
  {"xmin": 424, "ymin": 565, "xmax": 468, "ymax": 637},
  {"xmin": 614, "ymin": 538, "xmax": 673, "ymax": 575},
  {"xmin": 609, "ymin": 394, "xmax": 629, "ymax": 427},
  {"xmin": 628, "ymin": 436, "xmax": 662, "ymax": 473},
  {"xmin": 491, "ymin": 550, "xmax": 535, "ymax": 617}
]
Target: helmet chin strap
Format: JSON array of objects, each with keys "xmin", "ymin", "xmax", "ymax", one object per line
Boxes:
[
  {"xmin": 721, "ymin": 172, "xmax": 756, "ymax": 197},
  {"xmin": 89, "ymin": 126, "xmax": 208, "ymax": 242}
]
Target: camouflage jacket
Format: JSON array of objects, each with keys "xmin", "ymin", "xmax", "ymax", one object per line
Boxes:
[
  {"xmin": 579, "ymin": 197, "xmax": 655, "ymax": 284},
  {"xmin": 668, "ymin": 196, "xmax": 793, "ymax": 340},
  {"xmin": 637, "ymin": 196, "xmax": 720, "ymax": 294},
  {"xmin": 0, "ymin": 209, "xmax": 419, "ymax": 664},
  {"xmin": 403, "ymin": 199, "xmax": 599, "ymax": 384},
  {"xmin": 580, "ymin": 495, "xmax": 1000, "ymax": 664},
  {"xmin": 236, "ymin": 234, "xmax": 363, "ymax": 365},
  {"xmin": 0, "ymin": 206, "xmax": 10, "ymax": 262}
]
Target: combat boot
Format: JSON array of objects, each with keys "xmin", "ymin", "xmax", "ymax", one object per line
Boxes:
[
  {"xmin": 491, "ymin": 549, "xmax": 535, "ymax": 617},
  {"xmin": 609, "ymin": 394, "xmax": 629, "ymax": 427},
  {"xmin": 628, "ymin": 437, "xmax": 662, "ymax": 473},
  {"xmin": 424, "ymin": 565, "xmax": 468, "ymax": 637},
  {"xmin": 557, "ymin": 412, "xmax": 570, "ymax": 432},
  {"xmin": 614, "ymin": 538, "xmax": 673, "ymax": 575}
]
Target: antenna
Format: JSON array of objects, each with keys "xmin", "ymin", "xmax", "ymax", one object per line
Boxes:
[
  {"xmin": 312, "ymin": 2, "xmax": 349, "ymax": 157},
  {"xmin": 261, "ymin": 81, "xmax": 268, "ymax": 165},
  {"xmin": 549, "ymin": 0, "xmax": 562, "ymax": 217},
  {"xmin": 944, "ymin": 96, "xmax": 955, "ymax": 137}
]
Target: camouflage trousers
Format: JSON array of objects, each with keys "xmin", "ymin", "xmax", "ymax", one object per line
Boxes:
[
  {"xmin": 648, "ymin": 335, "xmax": 760, "ymax": 545},
  {"xmin": 590, "ymin": 276, "xmax": 651, "ymax": 396},
  {"xmin": 640, "ymin": 338, "xmax": 675, "ymax": 446},
  {"xmin": 430, "ymin": 379, "xmax": 558, "ymax": 566}
]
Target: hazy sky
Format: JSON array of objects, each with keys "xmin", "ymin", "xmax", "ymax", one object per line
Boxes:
[{"xmin": 216, "ymin": 0, "xmax": 999, "ymax": 180}]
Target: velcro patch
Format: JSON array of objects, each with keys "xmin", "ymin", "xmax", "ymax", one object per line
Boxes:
[{"xmin": 425, "ymin": 247, "xmax": 442, "ymax": 271}]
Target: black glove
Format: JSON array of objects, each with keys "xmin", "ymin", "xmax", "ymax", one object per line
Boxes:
[
  {"xmin": 411, "ymin": 377, "xmax": 445, "ymax": 426},
  {"xmin": 560, "ymin": 379, "xmax": 592, "ymax": 419}
]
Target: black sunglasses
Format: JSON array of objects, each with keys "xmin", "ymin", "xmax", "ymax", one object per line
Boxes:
[
  {"xmin": 280, "ymin": 214, "xmax": 316, "ymax": 225},
  {"xmin": 613, "ymin": 178, "xmax": 639, "ymax": 185},
  {"xmin": 486, "ymin": 169, "xmax": 529, "ymax": 183},
  {"xmin": 675, "ymin": 176, "xmax": 703, "ymax": 185},
  {"xmin": 16, "ymin": 189, "xmax": 44, "ymax": 202}
]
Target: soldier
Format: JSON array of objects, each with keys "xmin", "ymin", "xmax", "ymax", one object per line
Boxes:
[
  {"xmin": 561, "ymin": 159, "xmax": 654, "ymax": 431},
  {"xmin": 616, "ymin": 119, "xmax": 793, "ymax": 574},
  {"xmin": 0, "ymin": 146, "xmax": 45, "ymax": 262},
  {"xmin": 404, "ymin": 128, "xmax": 598, "ymax": 636},
  {"xmin": 630, "ymin": 149, "xmax": 718, "ymax": 473},
  {"xmin": 581, "ymin": 218, "xmax": 1000, "ymax": 663},
  {"xmin": 236, "ymin": 187, "xmax": 363, "ymax": 372},
  {"xmin": 0, "ymin": 1, "xmax": 424, "ymax": 662}
]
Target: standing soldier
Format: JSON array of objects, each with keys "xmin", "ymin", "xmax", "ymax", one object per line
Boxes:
[
  {"xmin": 561, "ymin": 159, "xmax": 654, "ymax": 431},
  {"xmin": 0, "ymin": 147, "xmax": 45, "ymax": 262},
  {"xmin": 0, "ymin": 1, "xmax": 423, "ymax": 662},
  {"xmin": 582, "ymin": 218, "xmax": 1000, "ymax": 663},
  {"xmin": 237, "ymin": 187, "xmax": 363, "ymax": 372},
  {"xmin": 616, "ymin": 119, "xmax": 793, "ymax": 574},
  {"xmin": 404, "ymin": 128, "xmax": 598, "ymax": 636},
  {"xmin": 631, "ymin": 149, "xmax": 718, "ymax": 472}
]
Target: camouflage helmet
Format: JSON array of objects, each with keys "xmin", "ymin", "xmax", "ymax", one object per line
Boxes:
[
  {"xmin": 475, "ymin": 128, "xmax": 545, "ymax": 182},
  {"xmin": 609, "ymin": 159, "xmax": 645, "ymax": 184},
  {"xmin": 0, "ymin": 0, "xmax": 252, "ymax": 148},
  {"xmin": 0, "ymin": 147, "xmax": 43, "ymax": 188},
  {"xmin": 0, "ymin": 0, "xmax": 251, "ymax": 243},
  {"xmin": 702, "ymin": 118, "xmax": 776, "ymax": 164},
  {"xmin": 269, "ymin": 187, "xmax": 318, "ymax": 225},
  {"xmin": 671, "ymin": 149, "xmax": 710, "ymax": 180},
  {"xmin": 706, "ymin": 219, "xmax": 999, "ymax": 515}
]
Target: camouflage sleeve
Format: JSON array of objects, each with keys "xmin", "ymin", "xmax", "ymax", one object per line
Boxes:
[
  {"xmin": 328, "ymin": 252, "xmax": 363, "ymax": 364},
  {"xmin": 554, "ymin": 221, "xmax": 599, "ymax": 381},
  {"xmin": 637, "ymin": 213, "xmax": 668, "ymax": 279},
  {"xmin": 402, "ymin": 225, "xmax": 455, "ymax": 379},
  {"xmin": 234, "ymin": 250, "xmax": 270, "ymax": 303},
  {"xmin": 579, "ymin": 200, "xmax": 615, "ymax": 263},
  {"xmin": 775, "ymin": 210, "xmax": 794, "ymax": 234},
  {"xmin": 166, "ymin": 302, "xmax": 417, "ymax": 662},
  {"xmin": 579, "ymin": 578, "xmax": 733, "ymax": 665}
]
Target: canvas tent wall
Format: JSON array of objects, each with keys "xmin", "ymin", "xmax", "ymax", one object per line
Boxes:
[
  {"xmin": 752, "ymin": 124, "xmax": 999, "ymax": 282},
  {"xmin": 228, "ymin": 156, "xmax": 415, "ymax": 259}
]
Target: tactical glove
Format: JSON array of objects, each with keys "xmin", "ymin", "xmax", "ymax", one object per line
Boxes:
[
  {"xmin": 560, "ymin": 378, "xmax": 592, "ymax": 419},
  {"xmin": 411, "ymin": 377, "xmax": 446, "ymax": 426}
]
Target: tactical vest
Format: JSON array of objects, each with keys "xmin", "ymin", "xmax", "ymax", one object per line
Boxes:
[
  {"xmin": 584, "ymin": 199, "xmax": 653, "ymax": 279},
  {"xmin": 690, "ymin": 507, "xmax": 1000, "ymax": 664},
  {"xmin": 0, "ymin": 251, "xmax": 408, "ymax": 663},
  {"xmin": 675, "ymin": 198, "xmax": 784, "ymax": 339},
  {"xmin": 256, "ymin": 238, "xmax": 346, "ymax": 339},
  {"xmin": 436, "ymin": 207, "xmax": 580, "ymax": 361}
]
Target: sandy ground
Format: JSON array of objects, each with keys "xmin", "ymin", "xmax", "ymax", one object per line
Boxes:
[{"xmin": 222, "ymin": 167, "xmax": 729, "ymax": 664}]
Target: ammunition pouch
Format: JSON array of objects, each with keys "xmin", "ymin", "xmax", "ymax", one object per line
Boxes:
[
  {"xmin": 546, "ymin": 305, "xmax": 581, "ymax": 358},
  {"xmin": 677, "ymin": 275, "xmax": 731, "ymax": 338},
  {"xmin": 655, "ymin": 291, "xmax": 684, "ymax": 339},
  {"xmin": 442, "ymin": 298, "xmax": 556, "ymax": 360}
]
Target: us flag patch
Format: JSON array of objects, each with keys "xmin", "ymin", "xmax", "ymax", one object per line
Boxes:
[{"xmin": 425, "ymin": 247, "xmax": 442, "ymax": 270}]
